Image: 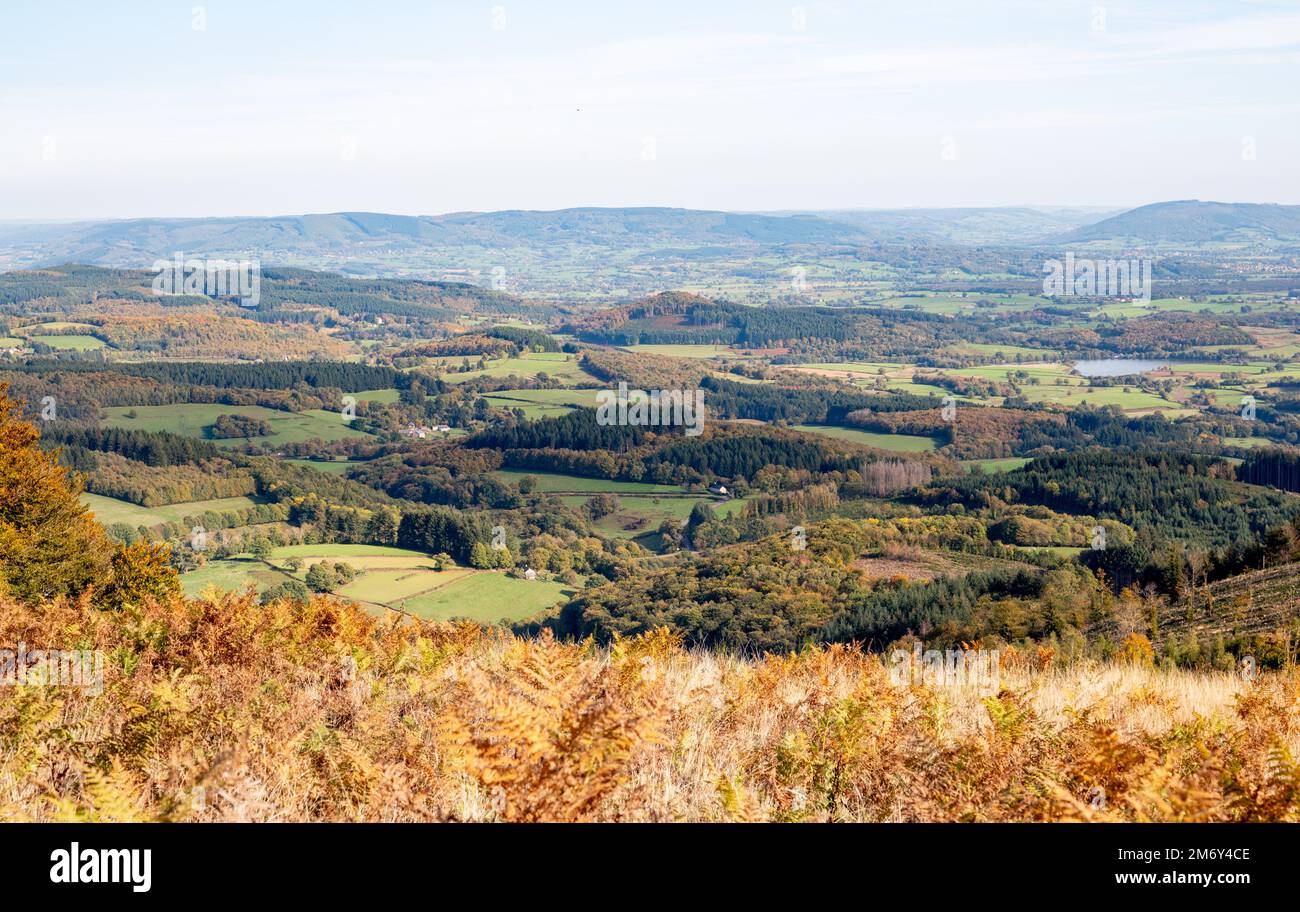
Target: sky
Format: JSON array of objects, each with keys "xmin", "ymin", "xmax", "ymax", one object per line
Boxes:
[{"xmin": 1, "ymin": 0, "xmax": 1298, "ymax": 220}]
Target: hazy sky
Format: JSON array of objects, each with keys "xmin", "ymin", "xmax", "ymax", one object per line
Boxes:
[{"xmin": 2, "ymin": 0, "xmax": 1298, "ymax": 219}]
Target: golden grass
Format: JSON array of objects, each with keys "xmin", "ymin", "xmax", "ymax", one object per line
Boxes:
[{"xmin": 1, "ymin": 591, "xmax": 1298, "ymax": 823}]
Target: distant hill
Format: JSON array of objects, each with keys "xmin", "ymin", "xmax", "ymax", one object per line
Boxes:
[
  {"xmin": 0, "ymin": 262, "xmax": 548, "ymax": 320},
  {"xmin": 1058, "ymin": 200, "xmax": 1300, "ymax": 246},
  {"xmin": 785, "ymin": 206, "xmax": 1116, "ymax": 245},
  {"xmin": 5, "ymin": 203, "xmax": 1295, "ymax": 296},
  {"xmin": 0, "ymin": 205, "xmax": 1124, "ymax": 275},
  {"xmin": 0, "ymin": 208, "xmax": 872, "ymax": 271}
]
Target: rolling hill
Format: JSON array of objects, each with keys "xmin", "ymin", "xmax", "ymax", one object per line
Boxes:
[
  {"xmin": 1058, "ymin": 200, "xmax": 1300, "ymax": 247},
  {"xmin": 0, "ymin": 208, "xmax": 872, "ymax": 272},
  {"xmin": 785, "ymin": 206, "xmax": 1116, "ymax": 244},
  {"xmin": 6, "ymin": 203, "xmax": 1298, "ymax": 294},
  {"xmin": 0, "ymin": 205, "xmax": 1131, "ymax": 273}
]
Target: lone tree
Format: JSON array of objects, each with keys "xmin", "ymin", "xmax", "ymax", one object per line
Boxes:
[{"xmin": 305, "ymin": 562, "xmax": 338, "ymax": 593}]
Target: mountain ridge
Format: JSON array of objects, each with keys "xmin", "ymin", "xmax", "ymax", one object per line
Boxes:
[
  {"xmin": 3, "ymin": 201, "xmax": 1298, "ymax": 277},
  {"xmin": 1056, "ymin": 199, "xmax": 1300, "ymax": 246}
]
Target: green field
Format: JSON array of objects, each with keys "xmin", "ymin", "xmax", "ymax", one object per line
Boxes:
[
  {"xmin": 963, "ymin": 457, "xmax": 1032, "ymax": 473},
  {"xmin": 883, "ymin": 381, "xmax": 952, "ymax": 398},
  {"xmin": 426, "ymin": 352, "xmax": 596, "ymax": 386},
  {"xmin": 396, "ymin": 572, "xmax": 574, "ymax": 623},
  {"xmin": 185, "ymin": 548, "xmax": 575, "ymax": 622},
  {"xmin": 488, "ymin": 388, "xmax": 603, "ymax": 406},
  {"xmin": 102, "ymin": 403, "xmax": 374, "ymax": 446},
  {"xmin": 940, "ymin": 363, "xmax": 1078, "ymax": 383},
  {"xmin": 82, "ymin": 492, "xmax": 265, "ymax": 528},
  {"xmin": 482, "ymin": 398, "xmax": 575, "ymax": 420},
  {"xmin": 337, "ymin": 567, "xmax": 474, "ymax": 603},
  {"xmin": 184, "ymin": 545, "xmax": 485, "ymax": 615},
  {"xmin": 792, "ymin": 424, "xmax": 937, "ymax": 452},
  {"xmin": 30, "ymin": 334, "xmax": 104, "ymax": 350},
  {"xmin": 554, "ymin": 493, "xmax": 748, "ymax": 542},
  {"xmin": 1014, "ymin": 385, "xmax": 1175, "ymax": 411},
  {"xmin": 492, "ymin": 468, "xmax": 684, "ymax": 494},
  {"xmin": 482, "ymin": 387, "xmax": 602, "ymax": 420},
  {"xmin": 181, "ymin": 557, "xmax": 291, "ymax": 597}
]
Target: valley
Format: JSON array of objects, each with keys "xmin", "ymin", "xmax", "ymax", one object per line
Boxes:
[{"xmin": 5, "ymin": 201, "xmax": 1300, "ymax": 828}]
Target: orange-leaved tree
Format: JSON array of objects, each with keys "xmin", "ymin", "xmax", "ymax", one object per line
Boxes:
[{"xmin": 0, "ymin": 384, "xmax": 179, "ymax": 606}]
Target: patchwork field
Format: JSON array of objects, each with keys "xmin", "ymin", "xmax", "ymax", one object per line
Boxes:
[
  {"xmin": 180, "ymin": 543, "xmax": 572, "ymax": 624},
  {"xmin": 29, "ymin": 334, "xmax": 104, "ymax": 350},
  {"xmin": 558, "ymin": 493, "xmax": 746, "ymax": 539},
  {"xmin": 883, "ymin": 380, "xmax": 952, "ymax": 398},
  {"xmin": 180, "ymin": 557, "xmax": 290, "ymax": 597},
  {"xmin": 482, "ymin": 387, "xmax": 603, "ymax": 420},
  {"xmin": 102, "ymin": 403, "xmax": 375, "ymax": 446},
  {"xmin": 482, "ymin": 399, "xmax": 572, "ymax": 420},
  {"xmin": 395, "ymin": 572, "xmax": 575, "ymax": 623},
  {"xmin": 792, "ymin": 424, "xmax": 937, "ymax": 452},
  {"xmin": 1014, "ymin": 385, "xmax": 1175, "ymax": 411},
  {"xmin": 783, "ymin": 356, "xmax": 1296, "ymax": 419},
  {"xmin": 81, "ymin": 492, "xmax": 266, "ymax": 528},
  {"xmin": 338, "ymin": 567, "xmax": 475, "ymax": 603},
  {"xmin": 492, "ymin": 468, "xmax": 685, "ymax": 494},
  {"xmin": 1221, "ymin": 436, "xmax": 1269, "ymax": 449},
  {"xmin": 962, "ymin": 457, "xmax": 1033, "ymax": 473},
  {"xmin": 489, "ymin": 388, "xmax": 603, "ymax": 406},
  {"xmin": 424, "ymin": 352, "xmax": 597, "ymax": 386}
]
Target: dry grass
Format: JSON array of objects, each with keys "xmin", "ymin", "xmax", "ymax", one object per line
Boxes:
[{"xmin": 2, "ymin": 591, "xmax": 1299, "ymax": 823}]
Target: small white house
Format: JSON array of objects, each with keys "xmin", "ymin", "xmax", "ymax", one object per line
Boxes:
[
  {"xmin": 708, "ymin": 482, "xmax": 729, "ymax": 496},
  {"xmin": 524, "ymin": 567, "xmax": 538, "ymax": 581}
]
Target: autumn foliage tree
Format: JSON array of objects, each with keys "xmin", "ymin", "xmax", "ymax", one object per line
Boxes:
[{"xmin": 0, "ymin": 385, "xmax": 179, "ymax": 606}]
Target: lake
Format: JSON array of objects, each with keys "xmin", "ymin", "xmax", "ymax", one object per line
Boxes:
[{"xmin": 1072, "ymin": 359, "xmax": 1169, "ymax": 378}]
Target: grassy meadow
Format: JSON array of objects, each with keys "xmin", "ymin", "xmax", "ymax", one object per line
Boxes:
[
  {"xmin": 102, "ymin": 403, "xmax": 374, "ymax": 446},
  {"xmin": 425, "ymin": 352, "xmax": 597, "ymax": 385},
  {"xmin": 792, "ymin": 424, "xmax": 937, "ymax": 452},
  {"xmin": 396, "ymin": 573, "xmax": 574, "ymax": 622},
  {"xmin": 179, "ymin": 543, "xmax": 573, "ymax": 624},
  {"xmin": 81, "ymin": 492, "xmax": 266, "ymax": 528},
  {"xmin": 491, "ymin": 468, "xmax": 685, "ymax": 494},
  {"xmin": 29, "ymin": 334, "xmax": 105, "ymax": 350}
]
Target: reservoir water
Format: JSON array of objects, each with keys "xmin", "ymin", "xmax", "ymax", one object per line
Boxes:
[{"xmin": 1072, "ymin": 359, "xmax": 1169, "ymax": 378}]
